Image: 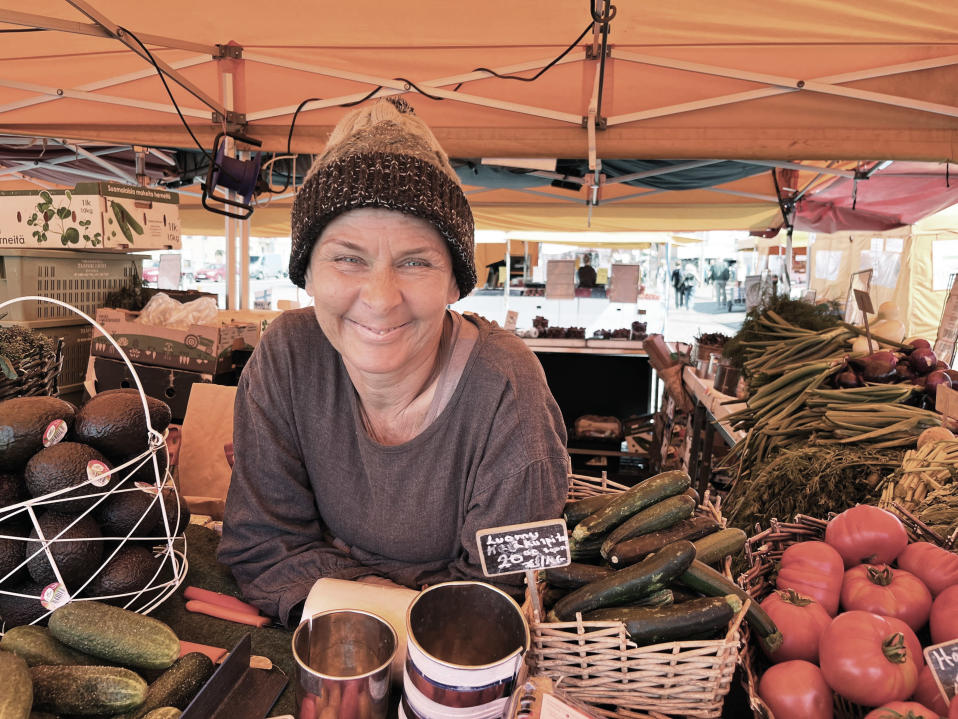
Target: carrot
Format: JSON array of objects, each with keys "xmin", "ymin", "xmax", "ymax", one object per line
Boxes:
[
  {"xmin": 178, "ymin": 640, "xmax": 227, "ymax": 663},
  {"xmin": 185, "ymin": 599, "xmax": 271, "ymax": 627},
  {"xmin": 183, "ymin": 586, "xmax": 261, "ymax": 616}
]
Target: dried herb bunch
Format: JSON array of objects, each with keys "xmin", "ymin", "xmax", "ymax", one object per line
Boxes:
[{"xmin": 0, "ymin": 325, "xmax": 55, "ymax": 366}]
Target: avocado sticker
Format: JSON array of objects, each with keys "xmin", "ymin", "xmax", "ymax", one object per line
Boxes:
[
  {"xmin": 86, "ymin": 460, "xmax": 111, "ymax": 487},
  {"xmin": 40, "ymin": 582, "xmax": 71, "ymax": 610},
  {"xmin": 43, "ymin": 419, "xmax": 68, "ymax": 447}
]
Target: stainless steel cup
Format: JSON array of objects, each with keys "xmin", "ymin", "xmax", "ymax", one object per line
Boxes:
[{"xmin": 293, "ymin": 608, "xmax": 397, "ymax": 719}]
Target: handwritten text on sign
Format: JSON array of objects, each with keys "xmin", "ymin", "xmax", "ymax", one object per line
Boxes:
[
  {"xmin": 924, "ymin": 638, "xmax": 958, "ymax": 704},
  {"xmin": 476, "ymin": 519, "xmax": 571, "ymax": 577}
]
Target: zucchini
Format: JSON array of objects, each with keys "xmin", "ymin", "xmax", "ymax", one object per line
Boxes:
[
  {"xmin": 607, "ymin": 515, "xmax": 720, "ymax": 567},
  {"xmin": 540, "ymin": 585, "xmax": 567, "ymax": 611},
  {"xmin": 544, "ymin": 562, "xmax": 614, "ymax": 589},
  {"xmin": 0, "ymin": 625, "xmax": 98, "ymax": 667},
  {"xmin": 568, "ymin": 533, "xmax": 605, "ymax": 562},
  {"xmin": 31, "ymin": 665, "xmax": 147, "ymax": 715},
  {"xmin": 48, "ymin": 601, "xmax": 180, "ymax": 670},
  {"xmin": 0, "ymin": 649, "xmax": 32, "ymax": 719},
  {"xmin": 570, "ymin": 470, "xmax": 690, "ymax": 544},
  {"xmin": 599, "ymin": 494, "xmax": 697, "ymax": 559},
  {"xmin": 692, "ymin": 528, "xmax": 747, "ymax": 566},
  {"xmin": 583, "ymin": 594, "xmax": 741, "ymax": 645},
  {"xmin": 127, "ymin": 653, "xmax": 214, "ymax": 719},
  {"xmin": 143, "ymin": 710, "xmax": 181, "ymax": 719},
  {"xmin": 548, "ymin": 540, "xmax": 696, "ymax": 622},
  {"xmin": 563, "ymin": 493, "xmax": 617, "ymax": 528},
  {"xmin": 631, "ymin": 588, "xmax": 674, "ymax": 607},
  {"xmin": 677, "ymin": 559, "xmax": 782, "ymax": 655}
]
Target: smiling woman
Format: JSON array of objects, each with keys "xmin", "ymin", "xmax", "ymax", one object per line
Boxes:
[{"xmin": 217, "ymin": 98, "xmax": 571, "ymax": 628}]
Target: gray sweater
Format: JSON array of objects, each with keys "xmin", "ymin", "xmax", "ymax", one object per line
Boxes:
[{"xmin": 217, "ymin": 309, "xmax": 570, "ymax": 626}]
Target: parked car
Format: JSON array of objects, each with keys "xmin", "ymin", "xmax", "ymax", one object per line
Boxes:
[
  {"xmin": 194, "ymin": 264, "xmax": 226, "ymax": 282},
  {"xmin": 141, "ymin": 264, "xmax": 159, "ymax": 284},
  {"xmin": 249, "ymin": 253, "xmax": 288, "ymax": 280}
]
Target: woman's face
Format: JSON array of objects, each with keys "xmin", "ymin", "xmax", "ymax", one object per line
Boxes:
[{"xmin": 306, "ymin": 207, "xmax": 460, "ymax": 376}]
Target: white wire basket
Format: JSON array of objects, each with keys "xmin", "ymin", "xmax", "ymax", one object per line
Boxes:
[{"xmin": 0, "ymin": 296, "xmax": 188, "ymax": 633}]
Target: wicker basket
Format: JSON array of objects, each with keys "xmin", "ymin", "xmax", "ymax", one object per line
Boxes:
[
  {"xmin": 0, "ymin": 340, "xmax": 64, "ymax": 401},
  {"xmin": 526, "ymin": 474, "xmax": 746, "ymax": 719}
]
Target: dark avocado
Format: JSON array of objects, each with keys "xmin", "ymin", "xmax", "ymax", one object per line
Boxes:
[
  {"xmin": 108, "ymin": 445, "xmax": 170, "ymax": 487},
  {"xmin": 26, "ymin": 511, "xmax": 103, "ymax": 587},
  {"xmin": 0, "ymin": 578, "xmax": 50, "ymax": 628},
  {"xmin": 74, "ymin": 389, "xmax": 172, "ymax": 457},
  {"xmin": 24, "ymin": 442, "xmax": 115, "ymax": 514},
  {"xmin": 86, "ymin": 543, "xmax": 162, "ymax": 605},
  {"xmin": 0, "ymin": 396, "xmax": 76, "ymax": 472},
  {"xmin": 0, "ymin": 472, "xmax": 31, "ymax": 533},
  {"xmin": 0, "ymin": 524, "xmax": 27, "ymax": 584},
  {"xmin": 96, "ymin": 486, "xmax": 186, "ymax": 540}
]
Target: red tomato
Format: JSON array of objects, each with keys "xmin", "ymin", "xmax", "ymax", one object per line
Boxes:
[
  {"xmin": 818, "ymin": 610, "xmax": 919, "ymax": 707},
  {"xmin": 840, "ymin": 564, "xmax": 933, "ymax": 632},
  {"xmin": 759, "ymin": 589, "xmax": 832, "ymax": 663},
  {"xmin": 863, "ymin": 701, "xmax": 939, "ymax": 719},
  {"xmin": 758, "ymin": 659, "xmax": 833, "ymax": 719},
  {"xmin": 951, "ymin": 691, "xmax": 958, "ymax": 719},
  {"xmin": 896, "ymin": 541, "xmax": 958, "ymax": 597},
  {"xmin": 825, "ymin": 504, "xmax": 909, "ymax": 568},
  {"xmin": 776, "ymin": 540, "xmax": 845, "ymax": 616},
  {"xmin": 930, "ymin": 584, "xmax": 958, "ymax": 645},
  {"xmin": 885, "ymin": 615, "xmax": 924, "ymax": 672},
  {"xmin": 912, "ymin": 664, "xmax": 949, "ymax": 717}
]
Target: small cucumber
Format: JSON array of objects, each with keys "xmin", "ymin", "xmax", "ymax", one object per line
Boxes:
[
  {"xmin": 607, "ymin": 515, "xmax": 720, "ymax": 567},
  {"xmin": 544, "ymin": 562, "xmax": 614, "ymax": 589},
  {"xmin": 31, "ymin": 665, "xmax": 147, "ymax": 715},
  {"xmin": 583, "ymin": 594, "xmax": 742, "ymax": 645},
  {"xmin": 0, "ymin": 625, "xmax": 98, "ymax": 667},
  {"xmin": 692, "ymin": 528, "xmax": 747, "ymax": 566},
  {"xmin": 563, "ymin": 493, "xmax": 617, "ymax": 528},
  {"xmin": 0, "ymin": 649, "xmax": 32, "ymax": 719},
  {"xmin": 677, "ymin": 559, "xmax": 782, "ymax": 655},
  {"xmin": 571, "ymin": 470, "xmax": 691, "ymax": 544},
  {"xmin": 49, "ymin": 601, "xmax": 179, "ymax": 670},
  {"xmin": 600, "ymin": 494, "xmax": 697, "ymax": 559},
  {"xmin": 126, "ymin": 652, "xmax": 214, "ymax": 719},
  {"xmin": 548, "ymin": 540, "xmax": 696, "ymax": 622}
]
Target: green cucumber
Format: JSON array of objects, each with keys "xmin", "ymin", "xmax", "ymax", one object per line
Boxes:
[
  {"xmin": 548, "ymin": 540, "xmax": 696, "ymax": 622},
  {"xmin": 607, "ymin": 515, "xmax": 720, "ymax": 567},
  {"xmin": 563, "ymin": 493, "xmax": 617, "ymax": 528},
  {"xmin": 544, "ymin": 562, "xmax": 614, "ymax": 589},
  {"xmin": 677, "ymin": 559, "xmax": 782, "ymax": 655},
  {"xmin": 118, "ymin": 204, "xmax": 144, "ymax": 235},
  {"xmin": 571, "ymin": 470, "xmax": 691, "ymax": 544},
  {"xmin": 0, "ymin": 649, "xmax": 32, "ymax": 719},
  {"xmin": 583, "ymin": 594, "xmax": 741, "ymax": 645},
  {"xmin": 692, "ymin": 528, "xmax": 747, "ymax": 566},
  {"xmin": 599, "ymin": 494, "xmax": 697, "ymax": 559},
  {"xmin": 0, "ymin": 625, "xmax": 98, "ymax": 667},
  {"xmin": 31, "ymin": 665, "xmax": 147, "ymax": 715},
  {"xmin": 683, "ymin": 487, "xmax": 700, "ymax": 505},
  {"xmin": 126, "ymin": 653, "xmax": 214, "ymax": 719},
  {"xmin": 49, "ymin": 601, "xmax": 179, "ymax": 670}
]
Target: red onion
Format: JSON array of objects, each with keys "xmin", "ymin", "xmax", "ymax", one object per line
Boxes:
[
  {"xmin": 907, "ymin": 338, "xmax": 932, "ymax": 350},
  {"xmin": 924, "ymin": 369, "xmax": 953, "ymax": 397},
  {"xmin": 862, "ymin": 351, "xmax": 899, "ymax": 382},
  {"xmin": 835, "ymin": 368, "xmax": 863, "ymax": 388},
  {"xmin": 936, "ymin": 360, "xmax": 948, "ymax": 370},
  {"xmin": 946, "ymin": 369, "xmax": 958, "ymax": 383},
  {"xmin": 909, "ymin": 347, "xmax": 939, "ymax": 375},
  {"xmin": 895, "ymin": 361, "xmax": 916, "ymax": 382}
]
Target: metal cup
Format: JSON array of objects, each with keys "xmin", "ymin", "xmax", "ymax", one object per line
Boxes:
[{"xmin": 293, "ymin": 608, "xmax": 397, "ymax": 719}]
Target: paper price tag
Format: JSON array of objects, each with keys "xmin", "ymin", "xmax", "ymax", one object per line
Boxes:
[
  {"xmin": 936, "ymin": 383, "xmax": 958, "ymax": 422},
  {"xmin": 853, "ymin": 289, "xmax": 874, "ymax": 315},
  {"xmin": 476, "ymin": 519, "xmax": 570, "ymax": 577},
  {"xmin": 504, "ymin": 310, "xmax": 519, "ymax": 331},
  {"xmin": 924, "ymin": 639, "xmax": 958, "ymax": 705}
]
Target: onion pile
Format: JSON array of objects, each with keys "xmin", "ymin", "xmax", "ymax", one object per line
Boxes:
[{"xmin": 842, "ymin": 336, "xmax": 953, "ymax": 406}]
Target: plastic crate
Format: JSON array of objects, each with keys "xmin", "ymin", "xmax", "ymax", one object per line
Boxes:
[
  {"xmin": 0, "ymin": 249, "xmax": 139, "ymax": 322},
  {"xmin": 3, "ymin": 319, "xmax": 94, "ymax": 395}
]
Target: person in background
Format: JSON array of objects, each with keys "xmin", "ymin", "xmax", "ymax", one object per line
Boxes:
[
  {"xmin": 670, "ymin": 261, "xmax": 685, "ymax": 307},
  {"xmin": 577, "ymin": 253, "xmax": 597, "ymax": 288},
  {"xmin": 218, "ymin": 98, "xmax": 571, "ymax": 628},
  {"xmin": 714, "ymin": 260, "xmax": 731, "ymax": 307},
  {"xmin": 682, "ymin": 267, "xmax": 697, "ymax": 309}
]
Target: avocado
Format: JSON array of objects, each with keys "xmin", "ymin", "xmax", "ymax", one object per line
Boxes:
[
  {"xmin": 108, "ymin": 445, "xmax": 170, "ymax": 486},
  {"xmin": 86, "ymin": 544, "xmax": 161, "ymax": 605},
  {"xmin": 74, "ymin": 389, "xmax": 172, "ymax": 457},
  {"xmin": 0, "ymin": 523, "xmax": 28, "ymax": 585},
  {"xmin": 0, "ymin": 578, "xmax": 49, "ymax": 628},
  {"xmin": 0, "ymin": 472, "xmax": 31, "ymax": 533},
  {"xmin": 0, "ymin": 396, "xmax": 76, "ymax": 472},
  {"xmin": 96, "ymin": 486, "xmax": 186, "ymax": 540},
  {"xmin": 24, "ymin": 442, "xmax": 115, "ymax": 514},
  {"xmin": 26, "ymin": 511, "xmax": 103, "ymax": 587}
]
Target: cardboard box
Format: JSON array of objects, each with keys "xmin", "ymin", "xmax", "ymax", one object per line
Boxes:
[
  {"xmin": 0, "ymin": 182, "xmax": 180, "ymax": 251},
  {"xmin": 91, "ymin": 308, "xmax": 258, "ymax": 375}
]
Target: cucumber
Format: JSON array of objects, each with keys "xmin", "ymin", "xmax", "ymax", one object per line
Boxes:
[
  {"xmin": 583, "ymin": 594, "xmax": 742, "ymax": 645},
  {"xmin": 599, "ymin": 494, "xmax": 697, "ymax": 559},
  {"xmin": 548, "ymin": 540, "xmax": 696, "ymax": 622},
  {"xmin": 30, "ymin": 665, "xmax": 147, "ymax": 715},
  {"xmin": 49, "ymin": 601, "xmax": 180, "ymax": 670},
  {"xmin": 568, "ymin": 533, "xmax": 605, "ymax": 562},
  {"xmin": 683, "ymin": 487, "xmax": 700, "ymax": 505},
  {"xmin": 570, "ymin": 470, "xmax": 691, "ymax": 544},
  {"xmin": 563, "ymin": 493, "xmax": 617, "ymax": 528},
  {"xmin": 677, "ymin": 559, "xmax": 782, "ymax": 655},
  {"xmin": 127, "ymin": 653, "xmax": 214, "ymax": 719},
  {"xmin": 0, "ymin": 649, "xmax": 32, "ymax": 719},
  {"xmin": 544, "ymin": 562, "xmax": 614, "ymax": 589},
  {"xmin": 143, "ymin": 709, "xmax": 181, "ymax": 719},
  {"xmin": 693, "ymin": 528, "xmax": 747, "ymax": 566},
  {"xmin": 0, "ymin": 625, "xmax": 98, "ymax": 667},
  {"xmin": 607, "ymin": 515, "xmax": 720, "ymax": 567}
]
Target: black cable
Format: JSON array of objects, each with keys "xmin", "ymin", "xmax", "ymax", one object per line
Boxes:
[
  {"xmin": 0, "ymin": 28, "xmax": 45, "ymax": 33},
  {"xmin": 594, "ymin": 0, "xmax": 613, "ymax": 124}
]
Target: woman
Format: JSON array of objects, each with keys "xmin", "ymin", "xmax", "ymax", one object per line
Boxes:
[{"xmin": 217, "ymin": 98, "xmax": 571, "ymax": 627}]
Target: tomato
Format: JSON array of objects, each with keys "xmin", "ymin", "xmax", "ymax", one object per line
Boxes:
[
  {"xmin": 930, "ymin": 584, "xmax": 958, "ymax": 645},
  {"xmin": 898, "ymin": 541, "xmax": 958, "ymax": 597},
  {"xmin": 951, "ymin": 691, "xmax": 958, "ymax": 719},
  {"xmin": 885, "ymin": 615, "xmax": 924, "ymax": 672},
  {"xmin": 759, "ymin": 589, "xmax": 832, "ymax": 663},
  {"xmin": 840, "ymin": 564, "xmax": 933, "ymax": 632},
  {"xmin": 912, "ymin": 664, "xmax": 949, "ymax": 717},
  {"xmin": 818, "ymin": 610, "xmax": 919, "ymax": 707},
  {"xmin": 825, "ymin": 504, "xmax": 909, "ymax": 568},
  {"xmin": 863, "ymin": 701, "xmax": 939, "ymax": 719},
  {"xmin": 776, "ymin": 540, "xmax": 845, "ymax": 616},
  {"xmin": 757, "ymin": 659, "xmax": 833, "ymax": 719}
]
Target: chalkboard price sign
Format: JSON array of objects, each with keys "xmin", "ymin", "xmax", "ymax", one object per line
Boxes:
[
  {"xmin": 924, "ymin": 638, "xmax": 958, "ymax": 705},
  {"xmin": 476, "ymin": 519, "xmax": 571, "ymax": 577}
]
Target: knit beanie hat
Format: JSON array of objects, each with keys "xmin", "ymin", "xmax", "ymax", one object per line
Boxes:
[{"xmin": 289, "ymin": 98, "xmax": 476, "ymax": 299}]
